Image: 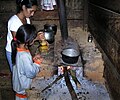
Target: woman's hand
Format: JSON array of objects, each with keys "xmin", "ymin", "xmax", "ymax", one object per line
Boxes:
[{"xmin": 35, "ymin": 31, "xmax": 45, "ymax": 41}]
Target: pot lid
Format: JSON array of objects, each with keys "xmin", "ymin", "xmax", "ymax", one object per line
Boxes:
[{"xmin": 62, "ymin": 48, "xmax": 80, "ymax": 57}]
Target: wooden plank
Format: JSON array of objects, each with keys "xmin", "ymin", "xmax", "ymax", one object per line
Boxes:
[
  {"xmin": 89, "ymin": 3, "xmax": 120, "ymax": 43},
  {"xmin": 89, "ymin": 0, "xmax": 120, "ymax": 13},
  {"xmin": 88, "ymin": 3, "xmax": 120, "ymax": 74},
  {"xmin": 0, "ymin": 1, "xmax": 16, "ymax": 13},
  {"xmin": 32, "ymin": 10, "xmax": 83, "ymax": 21}
]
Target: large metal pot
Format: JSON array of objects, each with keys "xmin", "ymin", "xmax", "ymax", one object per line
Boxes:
[
  {"xmin": 44, "ymin": 24, "xmax": 57, "ymax": 35},
  {"xmin": 61, "ymin": 48, "xmax": 80, "ymax": 64}
]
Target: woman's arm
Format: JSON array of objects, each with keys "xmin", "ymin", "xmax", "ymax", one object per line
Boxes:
[{"xmin": 11, "ymin": 31, "xmax": 16, "ymax": 38}]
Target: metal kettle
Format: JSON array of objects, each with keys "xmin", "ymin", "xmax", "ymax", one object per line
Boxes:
[
  {"xmin": 44, "ymin": 24, "xmax": 57, "ymax": 35},
  {"xmin": 44, "ymin": 29, "xmax": 55, "ymax": 44}
]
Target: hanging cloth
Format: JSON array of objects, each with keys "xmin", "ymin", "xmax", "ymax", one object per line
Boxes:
[{"xmin": 41, "ymin": 0, "xmax": 56, "ymax": 10}]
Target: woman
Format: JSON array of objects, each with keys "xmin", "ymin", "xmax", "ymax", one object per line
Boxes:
[
  {"xmin": 11, "ymin": 24, "xmax": 43, "ymax": 100},
  {"xmin": 5, "ymin": 0, "xmax": 38, "ymax": 72}
]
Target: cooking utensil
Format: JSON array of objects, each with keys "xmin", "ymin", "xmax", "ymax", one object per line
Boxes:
[
  {"xmin": 61, "ymin": 48, "xmax": 80, "ymax": 64},
  {"xmin": 44, "ymin": 24, "xmax": 57, "ymax": 35},
  {"xmin": 44, "ymin": 30, "xmax": 55, "ymax": 44}
]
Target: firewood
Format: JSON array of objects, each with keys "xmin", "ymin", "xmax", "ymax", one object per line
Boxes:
[
  {"xmin": 68, "ymin": 69, "xmax": 81, "ymax": 88},
  {"xmin": 64, "ymin": 67, "xmax": 78, "ymax": 100},
  {"xmin": 41, "ymin": 74, "xmax": 63, "ymax": 92}
]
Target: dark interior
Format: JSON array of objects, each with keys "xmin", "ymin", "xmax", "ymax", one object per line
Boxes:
[{"xmin": 0, "ymin": 0, "xmax": 120, "ymax": 99}]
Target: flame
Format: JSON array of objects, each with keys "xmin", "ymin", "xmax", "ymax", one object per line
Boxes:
[
  {"xmin": 59, "ymin": 66, "xmax": 64, "ymax": 74},
  {"xmin": 58, "ymin": 66, "xmax": 72, "ymax": 75},
  {"xmin": 67, "ymin": 66, "xmax": 71, "ymax": 70}
]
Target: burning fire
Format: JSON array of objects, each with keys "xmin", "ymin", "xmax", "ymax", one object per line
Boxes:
[{"xmin": 58, "ymin": 66, "xmax": 72, "ymax": 75}]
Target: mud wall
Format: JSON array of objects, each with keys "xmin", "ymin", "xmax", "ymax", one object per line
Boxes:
[
  {"xmin": 32, "ymin": 0, "xmax": 84, "ymax": 30},
  {"xmin": 88, "ymin": 0, "xmax": 120, "ymax": 99}
]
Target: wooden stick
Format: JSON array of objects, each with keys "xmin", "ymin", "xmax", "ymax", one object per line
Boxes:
[
  {"xmin": 41, "ymin": 74, "xmax": 63, "ymax": 92},
  {"xmin": 64, "ymin": 67, "xmax": 78, "ymax": 100},
  {"xmin": 68, "ymin": 69, "xmax": 81, "ymax": 88}
]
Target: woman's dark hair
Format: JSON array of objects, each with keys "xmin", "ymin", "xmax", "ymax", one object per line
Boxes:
[
  {"xmin": 11, "ymin": 24, "xmax": 37, "ymax": 65},
  {"xmin": 16, "ymin": 0, "xmax": 38, "ymax": 13}
]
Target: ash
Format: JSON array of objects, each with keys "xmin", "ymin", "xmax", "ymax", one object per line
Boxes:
[
  {"xmin": 31, "ymin": 70, "xmax": 110, "ymax": 100},
  {"xmin": 29, "ymin": 28, "xmax": 110, "ymax": 100}
]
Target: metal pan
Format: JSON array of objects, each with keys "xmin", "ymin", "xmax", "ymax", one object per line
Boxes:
[{"xmin": 61, "ymin": 48, "xmax": 80, "ymax": 64}]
